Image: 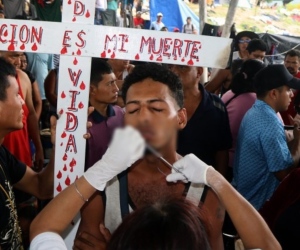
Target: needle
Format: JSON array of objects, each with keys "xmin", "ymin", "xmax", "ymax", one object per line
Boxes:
[{"xmin": 146, "ymin": 144, "xmax": 189, "ymax": 182}]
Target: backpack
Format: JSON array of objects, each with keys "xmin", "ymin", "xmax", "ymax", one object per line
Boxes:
[{"xmin": 184, "ymin": 24, "xmax": 194, "ymax": 33}]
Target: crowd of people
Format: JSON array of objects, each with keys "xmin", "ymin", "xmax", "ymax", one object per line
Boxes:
[{"xmin": 0, "ymin": 0, "xmax": 300, "ymax": 250}]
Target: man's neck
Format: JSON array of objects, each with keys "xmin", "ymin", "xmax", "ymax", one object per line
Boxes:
[
  {"xmin": 89, "ymin": 99, "xmax": 109, "ymax": 117},
  {"xmin": 183, "ymin": 83, "xmax": 201, "ymax": 99},
  {"xmin": 257, "ymin": 97, "xmax": 278, "ymax": 113}
]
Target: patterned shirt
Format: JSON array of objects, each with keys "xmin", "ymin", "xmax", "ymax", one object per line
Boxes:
[{"xmin": 232, "ymin": 100, "xmax": 293, "ymax": 210}]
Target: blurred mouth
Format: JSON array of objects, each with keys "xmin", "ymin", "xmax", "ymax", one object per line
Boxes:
[{"xmin": 139, "ymin": 127, "xmax": 155, "ymax": 141}]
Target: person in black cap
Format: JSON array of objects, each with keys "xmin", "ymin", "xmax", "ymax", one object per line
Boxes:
[
  {"xmin": 232, "ymin": 31, "xmax": 259, "ymax": 61},
  {"xmin": 232, "ymin": 64, "xmax": 300, "ymax": 211}
]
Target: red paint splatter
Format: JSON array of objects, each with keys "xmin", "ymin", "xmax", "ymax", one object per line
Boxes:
[
  {"xmin": 73, "ymin": 57, "xmax": 78, "ymax": 65},
  {"xmin": 181, "ymin": 58, "xmax": 185, "ymax": 62},
  {"xmin": 59, "ymin": 109, "xmax": 63, "ymax": 115},
  {"xmin": 63, "ymin": 164, "xmax": 67, "ymax": 171},
  {"xmin": 149, "ymin": 54, "xmax": 154, "ymax": 60},
  {"xmin": 79, "ymin": 81, "xmax": 85, "ymax": 90},
  {"xmin": 65, "ymin": 176, "xmax": 71, "ymax": 186},
  {"xmin": 20, "ymin": 43, "xmax": 25, "ymax": 50},
  {"xmin": 61, "ymin": 131, "xmax": 67, "ymax": 138},
  {"xmin": 187, "ymin": 59, "xmax": 194, "ymax": 66},
  {"xmin": 125, "ymin": 38, "xmax": 129, "ymax": 42},
  {"xmin": 61, "ymin": 47, "xmax": 67, "ymax": 54},
  {"xmin": 72, "ymin": 17, "xmax": 76, "ymax": 22},
  {"xmin": 3, "ymin": 30, "xmax": 8, "ymax": 37},
  {"xmin": 76, "ymin": 49, "xmax": 81, "ymax": 56},
  {"xmin": 8, "ymin": 43, "xmax": 15, "ymax": 51},
  {"xmin": 63, "ymin": 153, "xmax": 68, "ymax": 161},
  {"xmin": 31, "ymin": 43, "xmax": 38, "ymax": 51},
  {"xmin": 60, "ymin": 142, "xmax": 63, "ymax": 146},
  {"xmin": 68, "ymin": 0, "xmax": 71, "ymax": 4},
  {"xmin": 196, "ymin": 59, "xmax": 199, "ymax": 62},
  {"xmin": 111, "ymin": 52, "xmax": 116, "ymax": 59},
  {"xmin": 100, "ymin": 51, "xmax": 106, "ymax": 58},
  {"xmin": 108, "ymin": 49, "xmax": 111, "ymax": 53},
  {"xmin": 57, "ymin": 171, "xmax": 62, "ymax": 179},
  {"xmin": 156, "ymin": 55, "xmax": 163, "ymax": 62},
  {"xmin": 72, "ymin": 52, "xmax": 74, "ymax": 55},
  {"xmin": 76, "ymin": 175, "xmax": 79, "ymax": 180},
  {"xmin": 70, "ymin": 167, "xmax": 73, "ymax": 172},
  {"xmin": 174, "ymin": 55, "xmax": 177, "ymax": 61},
  {"xmin": 135, "ymin": 54, "xmax": 140, "ymax": 60},
  {"xmin": 85, "ymin": 10, "xmax": 90, "ymax": 18},
  {"xmin": 61, "ymin": 91, "xmax": 66, "ymax": 98},
  {"xmin": 78, "ymin": 102, "xmax": 84, "ymax": 109},
  {"xmin": 56, "ymin": 182, "xmax": 62, "ymax": 192},
  {"xmin": 70, "ymin": 158, "xmax": 77, "ymax": 167}
]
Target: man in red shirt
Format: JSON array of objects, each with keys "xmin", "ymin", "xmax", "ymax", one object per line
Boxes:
[
  {"xmin": 133, "ymin": 11, "xmax": 144, "ymax": 28},
  {"xmin": 280, "ymin": 49, "xmax": 300, "ymax": 125}
]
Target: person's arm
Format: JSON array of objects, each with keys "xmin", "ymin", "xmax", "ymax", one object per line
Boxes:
[
  {"xmin": 205, "ymin": 69, "xmax": 230, "ymax": 94},
  {"xmin": 274, "ymin": 123, "xmax": 300, "ymax": 181},
  {"xmin": 44, "ymin": 69, "xmax": 58, "ymax": 108},
  {"xmin": 167, "ymin": 154, "xmax": 281, "ymax": 250},
  {"xmin": 32, "ymin": 80, "xmax": 42, "ymax": 119},
  {"xmin": 18, "ymin": 70, "xmax": 44, "ymax": 171},
  {"xmin": 214, "ymin": 150, "xmax": 228, "ymax": 177}
]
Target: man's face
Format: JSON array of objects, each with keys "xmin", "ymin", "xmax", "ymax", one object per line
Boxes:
[
  {"xmin": 136, "ymin": 13, "xmax": 141, "ymax": 19},
  {"xmin": 20, "ymin": 55, "xmax": 27, "ymax": 70},
  {"xmin": 276, "ymin": 86, "xmax": 293, "ymax": 112},
  {"xmin": 248, "ymin": 50, "xmax": 265, "ymax": 61},
  {"xmin": 170, "ymin": 65, "xmax": 201, "ymax": 88},
  {"xmin": 115, "ymin": 59, "xmax": 130, "ymax": 70},
  {"xmin": 90, "ymin": 73, "xmax": 118, "ymax": 104},
  {"xmin": 124, "ymin": 79, "xmax": 185, "ymax": 150},
  {"xmin": 0, "ymin": 76, "xmax": 24, "ymax": 132},
  {"xmin": 187, "ymin": 18, "xmax": 191, "ymax": 24},
  {"xmin": 157, "ymin": 15, "xmax": 162, "ymax": 22},
  {"xmin": 1, "ymin": 52, "xmax": 23, "ymax": 69},
  {"xmin": 284, "ymin": 55, "xmax": 300, "ymax": 76}
]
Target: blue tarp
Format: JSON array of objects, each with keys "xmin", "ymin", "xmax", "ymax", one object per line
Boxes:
[{"xmin": 149, "ymin": 0, "xmax": 200, "ymax": 32}]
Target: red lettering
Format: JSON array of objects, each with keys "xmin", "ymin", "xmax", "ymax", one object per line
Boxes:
[
  {"xmin": 172, "ymin": 39, "xmax": 183, "ymax": 57},
  {"xmin": 139, "ymin": 36, "xmax": 152, "ymax": 54},
  {"xmin": 104, "ymin": 34, "xmax": 117, "ymax": 51},
  {"xmin": 65, "ymin": 134, "xmax": 77, "ymax": 154},
  {"xmin": 19, "ymin": 25, "xmax": 30, "ymax": 44},
  {"xmin": 184, "ymin": 40, "xmax": 194, "ymax": 57},
  {"xmin": 118, "ymin": 34, "xmax": 128, "ymax": 53},
  {"xmin": 190, "ymin": 41, "xmax": 201, "ymax": 59},
  {"xmin": 9, "ymin": 24, "xmax": 17, "ymax": 45},
  {"xmin": 65, "ymin": 112, "xmax": 78, "ymax": 132},
  {"xmin": 0, "ymin": 24, "xmax": 7, "ymax": 43},
  {"xmin": 152, "ymin": 38, "xmax": 163, "ymax": 55},
  {"xmin": 74, "ymin": 1, "xmax": 85, "ymax": 16},
  {"xmin": 68, "ymin": 68, "xmax": 82, "ymax": 87},
  {"xmin": 163, "ymin": 38, "xmax": 172, "ymax": 57},
  {"xmin": 31, "ymin": 27, "xmax": 43, "ymax": 44},
  {"xmin": 75, "ymin": 31, "xmax": 86, "ymax": 48},
  {"xmin": 63, "ymin": 30, "xmax": 73, "ymax": 47},
  {"xmin": 68, "ymin": 90, "xmax": 80, "ymax": 111}
]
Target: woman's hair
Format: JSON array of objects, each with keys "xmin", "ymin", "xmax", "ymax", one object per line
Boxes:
[
  {"xmin": 106, "ymin": 198, "xmax": 212, "ymax": 250},
  {"xmin": 231, "ymin": 59, "xmax": 266, "ymax": 95}
]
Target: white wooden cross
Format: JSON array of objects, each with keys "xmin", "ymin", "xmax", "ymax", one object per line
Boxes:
[{"xmin": 0, "ymin": 1, "xmax": 232, "ymax": 248}]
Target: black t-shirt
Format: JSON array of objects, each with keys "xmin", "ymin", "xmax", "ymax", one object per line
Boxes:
[
  {"xmin": 0, "ymin": 145, "xmax": 27, "ymax": 249},
  {"xmin": 177, "ymin": 84, "xmax": 232, "ymax": 166}
]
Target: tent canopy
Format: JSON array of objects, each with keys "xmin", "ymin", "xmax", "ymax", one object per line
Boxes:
[{"xmin": 149, "ymin": 0, "xmax": 200, "ymax": 32}]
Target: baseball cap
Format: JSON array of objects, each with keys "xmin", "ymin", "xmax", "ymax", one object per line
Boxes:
[
  {"xmin": 136, "ymin": 11, "xmax": 142, "ymax": 14},
  {"xmin": 173, "ymin": 27, "xmax": 180, "ymax": 32},
  {"xmin": 157, "ymin": 12, "xmax": 163, "ymax": 17},
  {"xmin": 253, "ymin": 64, "xmax": 300, "ymax": 91}
]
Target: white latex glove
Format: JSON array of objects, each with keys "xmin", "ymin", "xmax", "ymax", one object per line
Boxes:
[
  {"xmin": 84, "ymin": 126, "xmax": 145, "ymax": 190},
  {"xmin": 166, "ymin": 154, "xmax": 213, "ymax": 186}
]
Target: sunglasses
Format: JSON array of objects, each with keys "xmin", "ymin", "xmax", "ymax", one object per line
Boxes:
[{"xmin": 239, "ymin": 39, "xmax": 251, "ymax": 44}]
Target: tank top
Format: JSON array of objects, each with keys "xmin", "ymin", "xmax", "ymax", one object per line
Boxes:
[
  {"xmin": 104, "ymin": 170, "xmax": 207, "ymax": 232},
  {"xmin": 3, "ymin": 73, "xmax": 32, "ymax": 167}
]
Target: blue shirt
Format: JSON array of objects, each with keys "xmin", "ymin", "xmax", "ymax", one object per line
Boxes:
[{"xmin": 232, "ymin": 100, "xmax": 293, "ymax": 210}]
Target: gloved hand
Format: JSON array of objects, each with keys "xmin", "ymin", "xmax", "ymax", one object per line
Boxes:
[
  {"xmin": 166, "ymin": 154, "xmax": 213, "ymax": 186},
  {"xmin": 84, "ymin": 126, "xmax": 145, "ymax": 191}
]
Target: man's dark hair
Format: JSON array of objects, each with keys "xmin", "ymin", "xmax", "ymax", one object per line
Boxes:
[
  {"xmin": 0, "ymin": 57, "xmax": 17, "ymax": 101},
  {"xmin": 122, "ymin": 63, "xmax": 184, "ymax": 108},
  {"xmin": 90, "ymin": 58, "xmax": 113, "ymax": 87},
  {"xmin": 107, "ymin": 198, "xmax": 211, "ymax": 250},
  {"xmin": 285, "ymin": 49, "xmax": 300, "ymax": 60},
  {"xmin": 247, "ymin": 39, "xmax": 267, "ymax": 54}
]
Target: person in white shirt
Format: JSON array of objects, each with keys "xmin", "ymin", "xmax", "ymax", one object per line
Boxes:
[
  {"xmin": 95, "ymin": 0, "xmax": 107, "ymax": 25},
  {"xmin": 182, "ymin": 17, "xmax": 194, "ymax": 34},
  {"xmin": 149, "ymin": 12, "xmax": 164, "ymax": 30}
]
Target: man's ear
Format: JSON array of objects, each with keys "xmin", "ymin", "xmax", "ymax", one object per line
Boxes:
[
  {"xmin": 196, "ymin": 67, "xmax": 203, "ymax": 79},
  {"xmin": 90, "ymin": 84, "xmax": 96, "ymax": 95},
  {"xmin": 177, "ymin": 108, "xmax": 187, "ymax": 130},
  {"xmin": 268, "ymin": 89, "xmax": 278, "ymax": 100}
]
